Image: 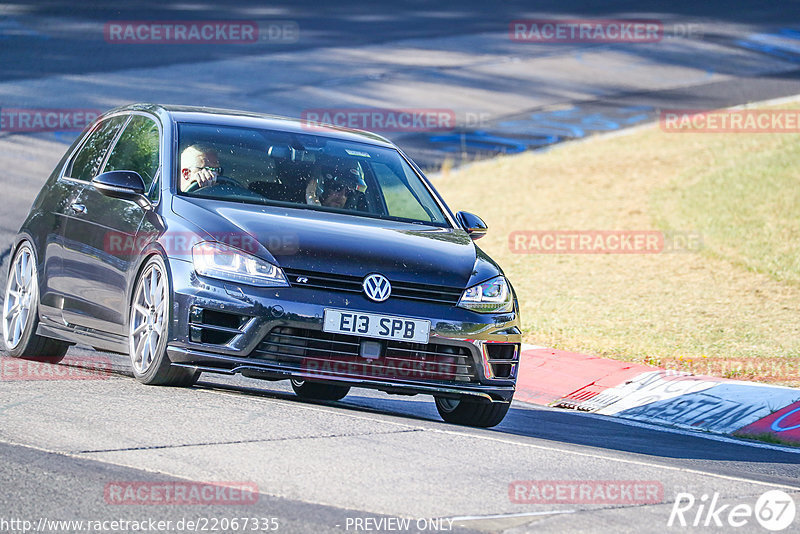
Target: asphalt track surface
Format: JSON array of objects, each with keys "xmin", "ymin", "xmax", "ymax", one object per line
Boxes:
[
  {"xmin": 0, "ymin": 0, "xmax": 796, "ymax": 80},
  {"xmin": 1, "ymin": 2, "xmax": 800, "ymax": 532},
  {"xmin": 1, "ymin": 356, "xmax": 799, "ymax": 533}
]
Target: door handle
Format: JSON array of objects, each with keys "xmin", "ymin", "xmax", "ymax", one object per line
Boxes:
[{"xmin": 70, "ymin": 203, "xmax": 87, "ymax": 214}]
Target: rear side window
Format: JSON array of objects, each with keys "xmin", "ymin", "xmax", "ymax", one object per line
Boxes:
[
  {"xmin": 67, "ymin": 116, "xmax": 127, "ymax": 181},
  {"xmin": 103, "ymin": 115, "xmax": 161, "ymax": 194}
]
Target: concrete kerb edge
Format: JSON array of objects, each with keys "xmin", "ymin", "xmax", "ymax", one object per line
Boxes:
[{"xmin": 517, "ymin": 344, "xmax": 800, "ymax": 447}]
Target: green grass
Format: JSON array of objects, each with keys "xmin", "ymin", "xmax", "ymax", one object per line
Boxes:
[
  {"xmin": 433, "ymin": 103, "xmax": 800, "ymax": 386},
  {"xmin": 653, "ymin": 133, "xmax": 800, "ymax": 284},
  {"xmin": 733, "ymin": 432, "xmax": 800, "ymax": 448}
]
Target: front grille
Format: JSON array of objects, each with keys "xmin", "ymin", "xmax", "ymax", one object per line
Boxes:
[
  {"xmin": 284, "ymin": 268, "xmax": 463, "ymax": 306},
  {"xmin": 249, "ymin": 327, "xmax": 477, "ymax": 383}
]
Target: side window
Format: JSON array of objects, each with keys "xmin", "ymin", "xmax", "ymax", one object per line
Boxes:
[
  {"xmin": 103, "ymin": 115, "xmax": 161, "ymax": 196},
  {"xmin": 67, "ymin": 116, "xmax": 127, "ymax": 181},
  {"xmin": 372, "ymin": 163, "xmax": 431, "ymax": 222}
]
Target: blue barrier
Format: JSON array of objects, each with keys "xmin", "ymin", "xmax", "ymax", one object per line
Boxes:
[
  {"xmin": 428, "ymin": 104, "xmax": 653, "ymax": 155},
  {"xmin": 736, "ymin": 28, "xmax": 800, "ymax": 63}
]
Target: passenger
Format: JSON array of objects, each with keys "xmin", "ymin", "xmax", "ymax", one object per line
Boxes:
[{"xmin": 305, "ymin": 162, "xmax": 367, "ymax": 208}]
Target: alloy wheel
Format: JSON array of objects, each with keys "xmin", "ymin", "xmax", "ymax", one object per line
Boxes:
[
  {"xmin": 2, "ymin": 245, "xmax": 37, "ymax": 350},
  {"xmin": 129, "ymin": 262, "xmax": 168, "ymax": 374}
]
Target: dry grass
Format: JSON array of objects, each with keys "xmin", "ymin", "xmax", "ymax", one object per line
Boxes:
[{"xmin": 434, "ymin": 106, "xmax": 800, "ymax": 386}]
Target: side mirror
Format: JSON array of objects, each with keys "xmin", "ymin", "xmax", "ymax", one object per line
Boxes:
[
  {"xmin": 456, "ymin": 211, "xmax": 488, "ymax": 240},
  {"xmin": 92, "ymin": 171, "xmax": 151, "ymax": 209}
]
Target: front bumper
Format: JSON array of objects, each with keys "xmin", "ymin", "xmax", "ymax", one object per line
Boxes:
[{"xmin": 166, "ymin": 258, "xmax": 521, "ymax": 403}]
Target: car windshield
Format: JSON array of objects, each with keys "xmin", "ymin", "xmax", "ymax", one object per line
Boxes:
[{"xmin": 177, "ymin": 123, "xmax": 450, "ymax": 226}]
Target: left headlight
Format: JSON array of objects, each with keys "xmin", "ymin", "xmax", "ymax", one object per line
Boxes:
[
  {"xmin": 192, "ymin": 242, "xmax": 289, "ymax": 287},
  {"xmin": 457, "ymin": 275, "xmax": 513, "ymax": 313}
]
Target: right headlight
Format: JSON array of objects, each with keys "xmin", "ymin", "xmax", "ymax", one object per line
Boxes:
[
  {"xmin": 192, "ymin": 241, "xmax": 288, "ymax": 287},
  {"xmin": 457, "ymin": 275, "xmax": 513, "ymax": 313}
]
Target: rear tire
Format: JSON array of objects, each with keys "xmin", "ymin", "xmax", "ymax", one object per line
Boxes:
[
  {"xmin": 128, "ymin": 255, "xmax": 198, "ymax": 387},
  {"xmin": 2, "ymin": 242, "xmax": 69, "ymax": 362},
  {"xmin": 291, "ymin": 378, "xmax": 350, "ymax": 401},
  {"xmin": 435, "ymin": 396, "xmax": 511, "ymax": 427}
]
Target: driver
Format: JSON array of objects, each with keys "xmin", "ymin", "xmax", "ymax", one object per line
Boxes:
[
  {"xmin": 305, "ymin": 161, "xmax": 367, "ymax": 208},
  {"xmin": 180, "ymin": 144, "xmax": 222, "ymax": 192}
]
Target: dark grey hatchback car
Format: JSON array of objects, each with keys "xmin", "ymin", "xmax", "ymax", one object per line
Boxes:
[{"xmin": 2, "ymin": 104, "xmax": 521, "ymax": 427}]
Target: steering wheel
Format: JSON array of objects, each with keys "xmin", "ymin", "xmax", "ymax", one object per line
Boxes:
[{"xmin": 184, "ymin": 175, "xmax": 240, "ymax": 194}]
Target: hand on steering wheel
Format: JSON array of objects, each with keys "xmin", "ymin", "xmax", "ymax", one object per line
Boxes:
[{"xmin": 185, "ymin": 175, "xmax": 237, "ymax": 193}]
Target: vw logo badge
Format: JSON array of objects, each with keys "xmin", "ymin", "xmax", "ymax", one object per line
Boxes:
[{"xmin": 363, "ymin": 273, "xmax": 391, "ymax": 302}]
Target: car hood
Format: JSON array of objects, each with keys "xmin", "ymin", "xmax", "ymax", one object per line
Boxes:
[{"xmin": 172, "ymin": 197, "xmax": 480, "ymax": 287}]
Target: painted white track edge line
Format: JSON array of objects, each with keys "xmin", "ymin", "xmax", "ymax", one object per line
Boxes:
[{"xmin": 425, "ymin": 427, "xmax": 800, "ymax": 491}]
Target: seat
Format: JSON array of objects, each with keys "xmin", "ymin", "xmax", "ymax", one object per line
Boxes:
[
  {"xmin": 249, "ymin": 167, "xmax": 308, "ymax": 203},
  {"xmin": 249, "ymin": 180, "xmax": 291, "ymax": 201}
]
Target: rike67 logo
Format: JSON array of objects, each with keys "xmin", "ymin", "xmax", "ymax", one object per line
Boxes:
[{"xmin": 669, "ymin": 490, "xmax": 796, "ymax": 531}]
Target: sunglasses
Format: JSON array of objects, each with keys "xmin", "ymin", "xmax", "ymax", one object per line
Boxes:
[
  {"xmin": 328, "ymin": 182, "xmax": 355, "ymax": 194},
  {"xmin": 195, "ymin": 166, "xmax": 223, "ymax": 174}
]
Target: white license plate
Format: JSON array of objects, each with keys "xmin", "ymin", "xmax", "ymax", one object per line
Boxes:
[{"xmin": 323, "ymin": 309, "xmax": 431, "ymax": 344}]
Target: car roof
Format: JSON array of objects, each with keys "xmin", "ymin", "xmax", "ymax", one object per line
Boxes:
[{"xmin": 112, "ymin": 103, "xmax": 396, "ymax": 148}]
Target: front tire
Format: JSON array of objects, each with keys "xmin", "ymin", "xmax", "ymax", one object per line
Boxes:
[
  {"xmin": 435, "ymin": 396, "xmax": 511, "ymax": 427},
  {"xmin": 2, "ymin": 242, "xmax": 69, "ymax": 361},
  {"xmin": 291, "ymin": 378, "xmax": 350, "ymax": 401},
  {"xmin": 129, "ymin": 255, "xmax": 198, "ymax": 386}
]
